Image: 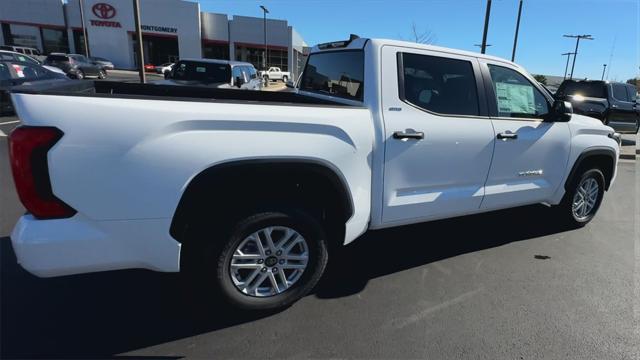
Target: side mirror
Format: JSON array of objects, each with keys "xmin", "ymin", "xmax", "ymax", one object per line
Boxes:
[
  {"xmin": 551, "ymin": 99, "xmax": 573, "ymax": 122},
  {"xmin": 285, "ymin": 80, "xmax": 295, "ymax": 88},
  {"xmin": 235, "ymin": 76, "xmax": 244, "ymax": 87}
]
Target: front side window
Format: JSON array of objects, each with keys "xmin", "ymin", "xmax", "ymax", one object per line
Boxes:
[
  {"xmin": 488, "ymin": 65, "xmax": 549, "ymax": 119},
  {"xmin": 300, "ymin": 50, "xmax": 364, "ymax": 101},
  {"xmin": 400, "ymin": 53, "xmax": 480, "ymax": 116},
  {"xmin": 626, "ymin": 85, "xmax": 638, "ymax": 102},
  {"xmin": 612, "ymin": 84, "xmax": 629, "ymax": 102}
]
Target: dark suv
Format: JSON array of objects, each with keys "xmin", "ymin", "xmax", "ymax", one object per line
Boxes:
[
  {"xmin": 556, "ymin": 80, "xmax": 639, "ymax": 133},
  {"xmin": 44, "ymin": 53, "xmax": 107, "ymax": 80}
]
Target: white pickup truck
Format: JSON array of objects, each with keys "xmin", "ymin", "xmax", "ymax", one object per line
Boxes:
[
  {"xmin": 259, "ymin": 66, "xmax": 290, "ymax": 82},
  {"xmin": 8, "ymin": 37, "xmax": 620, "ymax": 310}
]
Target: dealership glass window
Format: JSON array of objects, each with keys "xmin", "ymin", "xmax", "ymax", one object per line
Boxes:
[
  {"xmin": 235, "ymin": 46, "xmax": 264, "ymax": 70},
  {"xmin": 73, "ymin": 30, "xmax": 86, "ymax": 57},
  {"xmin": 488, "ymin": 64, "xmax": 549, "ymax": 118},
  {"xmin": 300, "ymin": 50, "xmax": 364, "ymax": 101},
  {"xmin": 268, "ymin": 49, "xmax": 288, "ymax": 72},
  {"xmin": 401, "ymin": 53, "xmax": 480, "ymax": 116},
  {"xmin": 41, "ymin": 28, "xmax": 69, "ymax": 55},
  {"xmin": 202, "ymin": 43, "xmax": 229, "ymax": 60}
]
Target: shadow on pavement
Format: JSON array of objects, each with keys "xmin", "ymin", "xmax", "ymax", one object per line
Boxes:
[{"xmin": 1, "ymin": 204, "xmax": 573, "ymax": 359}]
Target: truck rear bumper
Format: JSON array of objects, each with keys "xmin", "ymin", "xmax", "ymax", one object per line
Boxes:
[{"xmin": 10, "ymin": 214, "xmax": 181, "ymax": 277}]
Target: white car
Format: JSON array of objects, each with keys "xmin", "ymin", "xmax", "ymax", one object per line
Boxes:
[
  {"xmin": 8, "ymin": 37, "xmax": 620, "ymax": 311},
  {"xmin": 155, "ymin": 62, "xmax": 174, "ymax": 75},
  {"xmin": 259, "ymin": 66, "xmax": 290, "ymax": 82}
]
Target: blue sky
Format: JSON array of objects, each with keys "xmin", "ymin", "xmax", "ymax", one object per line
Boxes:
[{"xmin": 200, "ymin": 0, "xmax": 639, "ymax": 82}]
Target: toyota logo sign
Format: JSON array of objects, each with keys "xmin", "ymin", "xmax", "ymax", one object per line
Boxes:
[{"xmin": 92, "ymin": 3, "xmax": 116, "ymax": 19}]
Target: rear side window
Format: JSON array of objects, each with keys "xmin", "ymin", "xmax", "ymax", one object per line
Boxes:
[
  {"xmin": 46, "ymin": 55, "xmax": 69, "ymax": 62},
  {"xmin": 300, "ymin": 50, "xmax": 364, "ymax": 101},
  {"xmin": 400, "ymin": 53, "xmax": 479, "ymax": 116},
  {"xmin": 172, "ymin": 61, "xmax": 231, "ymax": 83},
  {"xmin": 627, "ymin": 85, "xmax": 638, "ymax": 102},
  {"xmin": 612, "ymin": 84, "xmax": 629, "ymax": 102}
]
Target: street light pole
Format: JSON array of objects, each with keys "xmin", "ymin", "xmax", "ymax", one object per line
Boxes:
[
  {"xmin": 480, "ymin": 0, "xmax": 492, "ymax": 54},
  {"xmin": 260, "ymin": 5, "xmax": 269, "ymax": 70},
  {"xmin": 78, "ymin": 0, "xmax": 90, "ymax": 57},
  {"xmin": 511, "ymin": 0, "xmax": 523, "ymax": 62},
  {"xmin": 561, "ymin": 52, "xmax": 573, "ymax": 80},
  {"xmin": 601, "ymin": 64, "xmax": 607, "ymax": 80},
  {"xmin": 132, "ymin": 0, "xmax": 145, "ymax": 83},
  {"xmin": 563, "ymin": 34, "xmax": 594, "ymax": 79}
]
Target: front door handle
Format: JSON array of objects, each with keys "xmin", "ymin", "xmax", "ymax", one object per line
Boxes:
[
  {"xmin": 497, "ymin": 132, "xmax": 518, "ymax": 140},
  {"xmin": 393, "ymin": 130, "xmax": 424, "ymax": 140}
]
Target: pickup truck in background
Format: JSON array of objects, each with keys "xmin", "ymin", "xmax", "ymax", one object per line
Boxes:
[
  {"xmin": 259, "ymin": 66, "xmax": 290, "ymax": 83},
  {"xmin": 8, "ymin": 37, "xmax": 620, "ymax": 311},
  {"xmin": 556, "ymin": 79, "xmax": 639, "ymax": 134}
]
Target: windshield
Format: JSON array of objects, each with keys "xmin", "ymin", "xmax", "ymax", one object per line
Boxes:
[
  {"xmin": 300, "ymin": 50, "xmax": 364, "ymax": 101},
  {"xmin": 557, "ymin": 81, "xmax": 606, "ymax": 98},
  {"xmin": 171, "ymin": 61, "xmax": 231, "ymax": 83}
]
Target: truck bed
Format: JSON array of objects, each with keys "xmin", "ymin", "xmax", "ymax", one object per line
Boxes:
[{"xmin": 11, "ymin": 80, "xmax": 356, "ymax": 107}]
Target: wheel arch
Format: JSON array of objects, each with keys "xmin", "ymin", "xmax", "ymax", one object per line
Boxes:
[
  {"xmin": 564, "ymin": 147, "xmax": 616, "ymax": 191},
  {"xmin": 169, "ymin": 158, "xmax": 355, "ymax": 246}
]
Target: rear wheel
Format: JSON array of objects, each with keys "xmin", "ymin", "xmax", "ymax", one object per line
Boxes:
[
  {"xmin": 185, "ymin": 209, "xmax": 328, "ymax": 311},
  {"xmin": 98, "ymin": 69, "xmax": 107, "ymax": 79},
  {"xmin": 282, "ymin": 75, "xmax": 288, "ymax": 83},
  {"xmin": 556, "ymin": 168, "xmax": 605, "ymax": 227}
]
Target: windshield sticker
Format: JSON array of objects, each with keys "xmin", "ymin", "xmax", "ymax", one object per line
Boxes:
[{"xmin": 495, "ymin": 82, "xmax": 535, "ymax": 114}]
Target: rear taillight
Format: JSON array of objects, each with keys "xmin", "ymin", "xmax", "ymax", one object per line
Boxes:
[{"xmin": 8, "ymin": 126, "xmax": 76, "ymax": 219}]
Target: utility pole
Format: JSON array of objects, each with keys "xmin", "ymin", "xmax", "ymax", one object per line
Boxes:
[
  {"xmin": 563, "ymin": 34, "xmax": 594, "ymax": 79},
  {"xmin": 601, "ymin": 64, "xmax": 607, "ymax": 80},
  {"xmin": 480, "ymin": 0, "xmax": 492, "ymax": 54},
  {"xmin": 78, "ymin": 0, "xmax": 90, "ymax": 57},
  {"xmin": 561, "ymin": 52, "xmax": 573, "ymax": 80},
  {"xmin": 511, "ymin": 0, "xmax": 523, "ymax": 61},
  {"xmin": 132, "ymin": 0, "xmax": 145, "ymax": 83}
]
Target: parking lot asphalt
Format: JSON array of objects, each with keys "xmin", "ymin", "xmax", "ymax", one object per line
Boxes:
[{"xmin": 1, "ymin": 160, "xmax": 636, "ymax": 359}]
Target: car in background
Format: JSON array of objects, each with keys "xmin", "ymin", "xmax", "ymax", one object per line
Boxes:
[
  {"xmin": 0, "ymin": 60, "xmax": 70, "ymax": 115},
  {"xmin": 0, "ymin": 45, "xmax": 46, "ymax": 62},
  {"xmin": 158, "ymin": 59, "xmax": 261, "ymax": 90},
  {"xmin": 556, "ymin": 79, "xmax": 639, "ymax": 133},
  {"xmin": 44, "ymin": 53, "xmax": 107, "ymax": 80},
  {"xmin": 0, "ymin": 50, "xmax": 66, "ymax": 75},
  {"xmin": 155, "ymin": 62, "xmax": 174, "ymax": 75},
  {"xmin": 259, "ymin": 66, "xmax": 290, "ymax": 83},
  {"xmin": 90, "ymin": 56, "xmax": 115, "ymax": 70},
  {"xmin": 144, "ymin": 64, "xmax": 156, "ymax": 72}
]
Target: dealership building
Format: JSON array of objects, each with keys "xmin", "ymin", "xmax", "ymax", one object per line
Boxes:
[{"xmin": 0, "ymin": 0, "xmax": 308, "ymax": 78}]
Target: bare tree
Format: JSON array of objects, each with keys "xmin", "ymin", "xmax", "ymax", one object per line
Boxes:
[{"xmin": 409, "ymin": 21, "xmax": 436, "ymax": 44}]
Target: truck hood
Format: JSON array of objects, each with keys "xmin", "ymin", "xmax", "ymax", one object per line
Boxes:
[{"xmin": 569, "ymin": 113, "xmax": 614, "ymax": 134}]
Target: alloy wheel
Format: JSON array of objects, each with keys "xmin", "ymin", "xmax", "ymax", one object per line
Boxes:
[
  {"xmin": 229, "ymin": 226, "xmax": 309, "ymax": 297},
  {"xmin": 572, "ymin": 177, "xmax": 599, "ymax": 220}
]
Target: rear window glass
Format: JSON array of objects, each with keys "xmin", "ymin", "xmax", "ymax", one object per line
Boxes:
[
  {"xmin": 172, "ymin": 61, "xmax": 231, "ymax": 83},
  {"xmin": 557, "ymin": 81, "xmax": 606, "ymax": 98},
  {"xmin": 46, "ymin": 55, "xmax": 69, "ymax": 62},
  {"xmin": 300, "ymin": 50, "xmax": 364, "ymax": 101}
]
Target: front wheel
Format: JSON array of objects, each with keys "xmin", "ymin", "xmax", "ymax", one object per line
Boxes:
[
  {"xmin": 188, "ymin": 210, "xmax": 329, "ymax": 311},
  {"xmin": 98, "ymin": 69, "xmax": 107, "ymax": 79},
  {"xmin": 556, "ymin": 168, "xmax": 605, "ymax": 227},
  {"xmin": 75, "ymin": 70, "xmax": 84, "ymax": 80}
]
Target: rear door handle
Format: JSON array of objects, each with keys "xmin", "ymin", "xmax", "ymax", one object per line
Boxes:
[
  {"xmin": 393, "ymin": 130, "xmax": 424, "ymax": 140},
  {"xmin": 497, "ymin": 132, "xmax": 518, "ymax": 140}
]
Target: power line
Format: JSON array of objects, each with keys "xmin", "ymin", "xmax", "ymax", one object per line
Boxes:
[{"xmin": 563, "ymin": 34, "xmax": 594, "ymax": 79}]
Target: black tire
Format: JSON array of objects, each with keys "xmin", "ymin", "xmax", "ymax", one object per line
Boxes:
[
  {"xmin": 75, "ymin": 70, "xmax": 84, "ymax": 80},
  {"xmin": 186, "ymin": 209, "xmax": 328, "ymax": 311},
  {"xmin": 98, "ymin": 69, "xmax": 107, "ymax": 79},
  {"xmin": 556, "ymin": 168, "xmax": 605, "ymax": 227},
  {"xmin": 282, "ymin": 75, "xmax": 288, "ymax": 83}
]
